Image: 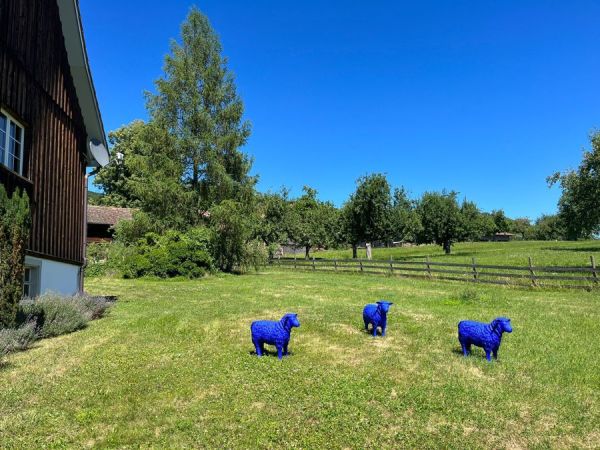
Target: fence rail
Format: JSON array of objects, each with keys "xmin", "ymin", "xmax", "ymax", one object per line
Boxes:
[{"xmin": 267, "ymin": 255, "xmax": 600, "ymax": 290}]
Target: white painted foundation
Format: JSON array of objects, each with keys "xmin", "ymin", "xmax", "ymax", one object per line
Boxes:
[{"xmin": 24, "ymin": 255, "xmax": 81, "ymax": 297}]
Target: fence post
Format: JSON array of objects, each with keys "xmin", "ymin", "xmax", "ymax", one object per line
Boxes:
[
  {"xmin": 389, "ymin": 256, "xmax": 394, "ymax": 274},
  {"xmin": 312, "ymin": 257, "xmax": 316, "ymax": 271},
  {"xmin": 334, "ymin": 259, "xmax": 338, "ymax": 271},
  {"xmin": 294, "ymin": 255, "xmax": 297, "ymax": 270},
  {"xmin": 591, "ymin": 255, "xmax": 598, "ymax": 285},
  {"xmin": 472, "ymin": 257, "xmax": 478, "ymax": 280},
  {"xmin": 359, "ymin": 259, "xmax": 363, "ymax": 273},
  {"xmin": 528, "ymin": 256, "xmax": 537, "ymax": 287},
  {"xmin": 426, "ymin": 256, "xmax": 432, "ymax": 277}
]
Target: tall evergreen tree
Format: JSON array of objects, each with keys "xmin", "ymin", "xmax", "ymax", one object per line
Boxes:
[{"xmin": 146, "ymin": 6, "xmax": 254, "ymax": 211}]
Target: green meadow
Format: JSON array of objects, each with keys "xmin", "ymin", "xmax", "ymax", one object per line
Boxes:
[
  {"xmin": 1, "ymin": 271, "xmax": 599, "ymax": 447},
  {"xmin": 303, "ymin": 239, "xmax": 600, "ymax": 267}
]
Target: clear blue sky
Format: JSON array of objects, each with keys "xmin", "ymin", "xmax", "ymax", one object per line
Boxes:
[{"xmin": 81, "ymin": 0, "xmax": 600, "ymax": 220}]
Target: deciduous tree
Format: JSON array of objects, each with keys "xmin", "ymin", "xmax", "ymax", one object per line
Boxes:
[
  {"xmin": 343, "ymin": 174, "xmax": 393, "ymax": 258},
  {"xmin": 288, "ymin": 187, "xmax": 337, "ymax": 259},
  {"xmin": 548, "ymin": 130, "xmax": 600, "ymax": 239},
  {"xmin": 390, "ymin": 187, "xmax": 422, "ymax": 244},
  {"xmin": 416, "ymin": 191, "xmax": 461, "ymax": 254}
]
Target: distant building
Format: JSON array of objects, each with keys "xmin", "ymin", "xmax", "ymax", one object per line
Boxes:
[
  {"xmin": 87, "ymin": 206, "xmax": 134, "ymax": 243},
  {"xmin": 491, "ymin": 232, "xmax": 516, "ymax": 242}
]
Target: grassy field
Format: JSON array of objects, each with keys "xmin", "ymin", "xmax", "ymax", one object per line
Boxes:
[
  {"xmin": 302, "ymin": 240, "xmax": 600, "ymax": 267},
  {"xmin": 1, "ymin": 272, "xmax": 599, "ymax": 448}
]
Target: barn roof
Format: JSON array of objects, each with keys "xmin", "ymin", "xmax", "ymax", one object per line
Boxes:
[
  {"xmin": 87, "ymin": 206, "xmax": 134, "ymax": 226},
  {"xmin": 57, "ymin": 0, "xmax": 107, "ymax": 167}
]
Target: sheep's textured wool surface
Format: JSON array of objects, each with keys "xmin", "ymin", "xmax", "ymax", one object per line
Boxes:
[
  {"xmin": 458, "ymin": 317, "xmax": 513, "ymax": 361},
  {"xmin": 363, "ymin": 301, "xmax": 393, "ymax": 337},
  {"xmin": 251, "ymin": 313, "xmax": 300, "ymax": 359}
]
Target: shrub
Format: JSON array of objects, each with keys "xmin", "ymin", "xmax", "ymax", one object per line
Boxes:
[
  {"xmin": 18, "ymin": 294, "xmax": 111, "ymax": 339},
  {"xmin": 0, "ymin": 186, "xmax": 31, "ymax": 328},
  {"xmin": 243, "ymin": 239, "xmax": 269, "ymax": 271},
  {"xmin": 118, "ymin": 227, "xmax": 214, "ymax": 279},
  {"xmin": 0, "ymin": 322, "xmax": 37, "ymax": 355},
  {"xmin": 113, "ymin": 210, "xmax": 156, "ymax": 245},
  {"xmin": 209, "ymin": 200, "xmax": 260, "ymax": 273}
]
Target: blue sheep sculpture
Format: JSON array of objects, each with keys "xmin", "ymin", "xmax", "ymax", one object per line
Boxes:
[
  {"xmin": 363, "ymin": 301, "xmax": 394, "ymax": 337},
  {"xmin": 458, "ymin": 317, "xmax": 513, "ymax": 361},
  {"xmin": 251, "ymin": 313, "xmax": 300, "ymax": 360}
]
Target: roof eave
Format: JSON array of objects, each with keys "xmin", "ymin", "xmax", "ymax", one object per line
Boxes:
[{"xmin": 56, "ymin": 0, "xmax": 107, "ymax": 168}]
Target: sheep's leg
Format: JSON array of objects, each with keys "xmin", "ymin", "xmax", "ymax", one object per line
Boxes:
[
  {"xmin": 283, "ymin": 342, "xmax": 289, "ymax": 356},
  {"xmin": 364, "ymin": 320, "xmax": 369, "ymax": 332},
  {"xmin": 276, "ymin": 345, "xmax": 283, "ymax": 360},
  {"xmin": 460, "ymin": 341, "xmax": 469, "ymax": 357},
  {"xmin": 485, "ymin": 348, "xmax": 492, "ymax": 361},
  {"xmin": 372, "ymin": 325, "xmax": 378, "ymax": 337},
  {"xmin": 253, "ymin": 339, "xmax": 263, "ymax": 356},
  {"xmin": 493, "ymin": 349, "xmax": 498, "ymax": 360}
]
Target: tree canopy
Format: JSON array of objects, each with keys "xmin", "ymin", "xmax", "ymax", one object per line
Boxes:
[
  {"xmin": 416, "ymin": 191, "xmax": 461, "ymax": 254},
  {"xmin": 146, "ymin": 6, "xmax": 255, "ymax": 211},
  {"xmin": 288, "ymin": 187, "xmax": 338, "ymax": 258},
  {"xmin": 549, "ymin": 130, "xmax": 600, "ymax": 239}
]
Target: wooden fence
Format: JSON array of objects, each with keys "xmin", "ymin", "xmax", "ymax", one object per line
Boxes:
[{"xmin": 268, "ymin": 255, "xmax": 600, "ymax": 290}]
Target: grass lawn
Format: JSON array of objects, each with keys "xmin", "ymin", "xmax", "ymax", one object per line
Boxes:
[
  {"xmin": 303, "ymin": 240, "xmax": 600, "ymax": 267},
  {"xmin": 1, "ymin": 272, "xmax": 599, "ymax": 448}
]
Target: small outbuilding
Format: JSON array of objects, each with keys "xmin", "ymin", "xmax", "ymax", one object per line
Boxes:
[
  {"xmin": 87, "ymin": 205, "xmax": 134, "ymax": 243},
  {"xmin": 491, "ymin": 232, "xmax": 516, "ymax": 242}
]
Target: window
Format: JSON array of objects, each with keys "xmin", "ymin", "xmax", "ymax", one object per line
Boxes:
[
  {"xmin": 0, "ymin": 110, "xmax": 25, "ymax": 176},
  {"xmin": 23, "ymin": 267, "xmax": 39, "ymax": 298}
]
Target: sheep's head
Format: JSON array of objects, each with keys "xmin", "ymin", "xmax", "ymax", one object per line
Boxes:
[
  {"xmin": 492, "ymin": 317, "xmax": 512, "ymax": 333},
  {"xmin": 376, "ymin": 301, "xmax": 394, "ymax": 313},
  {"xmin": 281, "ymin": 313, "xmax": 300, "ymax": 329}
]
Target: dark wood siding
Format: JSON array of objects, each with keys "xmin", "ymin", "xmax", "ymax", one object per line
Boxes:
[{"xmin": 0, "ymin": 0, "xmax": 87, "ymax": 266}]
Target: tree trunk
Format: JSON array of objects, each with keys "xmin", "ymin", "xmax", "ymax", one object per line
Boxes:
[
  {"xmin": 352, "ymin": 244, "xmax": 357, "ymax": 259},
  {"xmin": 305, "ymin": 245, "xmax": 310, "ymax": 259},
  {"xmin": 443, "ymin": 240, "xmax": 451, "ymax": 254},
  {"xmin": 366, "ymin": 243, "xmax": 372, "ymax": 260}
]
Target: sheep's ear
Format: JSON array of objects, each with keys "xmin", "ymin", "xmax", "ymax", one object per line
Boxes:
[{"xmin": 491, "ymin": 319, "xmax": 500, "ymax": 330}]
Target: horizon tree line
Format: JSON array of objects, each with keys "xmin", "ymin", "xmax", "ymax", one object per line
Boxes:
[{"xmin": 90, "ymin": 6, "xmax": 599, "ymax": 266}]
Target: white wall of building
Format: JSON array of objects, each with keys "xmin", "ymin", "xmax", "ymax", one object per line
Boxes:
[{"xmin": 25, "ymin": 255, "xmax": 81, "ymax": 297}]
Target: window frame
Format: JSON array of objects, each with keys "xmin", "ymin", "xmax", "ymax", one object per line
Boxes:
[
  {"xmin": 23, "ymin": 266, "xmax": 40, "ymax": 298},
  {"xmin": 0, "ymin": 109, "xmax": 26, "ymax": 177}
]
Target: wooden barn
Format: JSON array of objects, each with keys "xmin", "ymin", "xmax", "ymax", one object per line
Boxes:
[
  {"xmin": 87, "ymin": 205, "xmax": 134, "ymax": 243},
  {"xmin": 0, "ymin": 0, "xmax": 107, "ymax": 296}
]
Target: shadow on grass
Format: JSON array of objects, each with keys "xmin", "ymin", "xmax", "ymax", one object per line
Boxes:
[
  {"xmin": 0, "ymin": 359, "xmax": 15, "ymax": 371},
  {"xmin": 451, "ymin": 346, "xmax": 499, "ymax": 361},
  {"xmin": 451, "ymin": 348, "xmax": 466, "ymax": 357},
  {"xmin": 248, "ymin": 349, "xmax": 295, "ymax": 358},
  {"xmin": 542, "ymin": 246, "xmax": 600, "ymax": 253}
]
